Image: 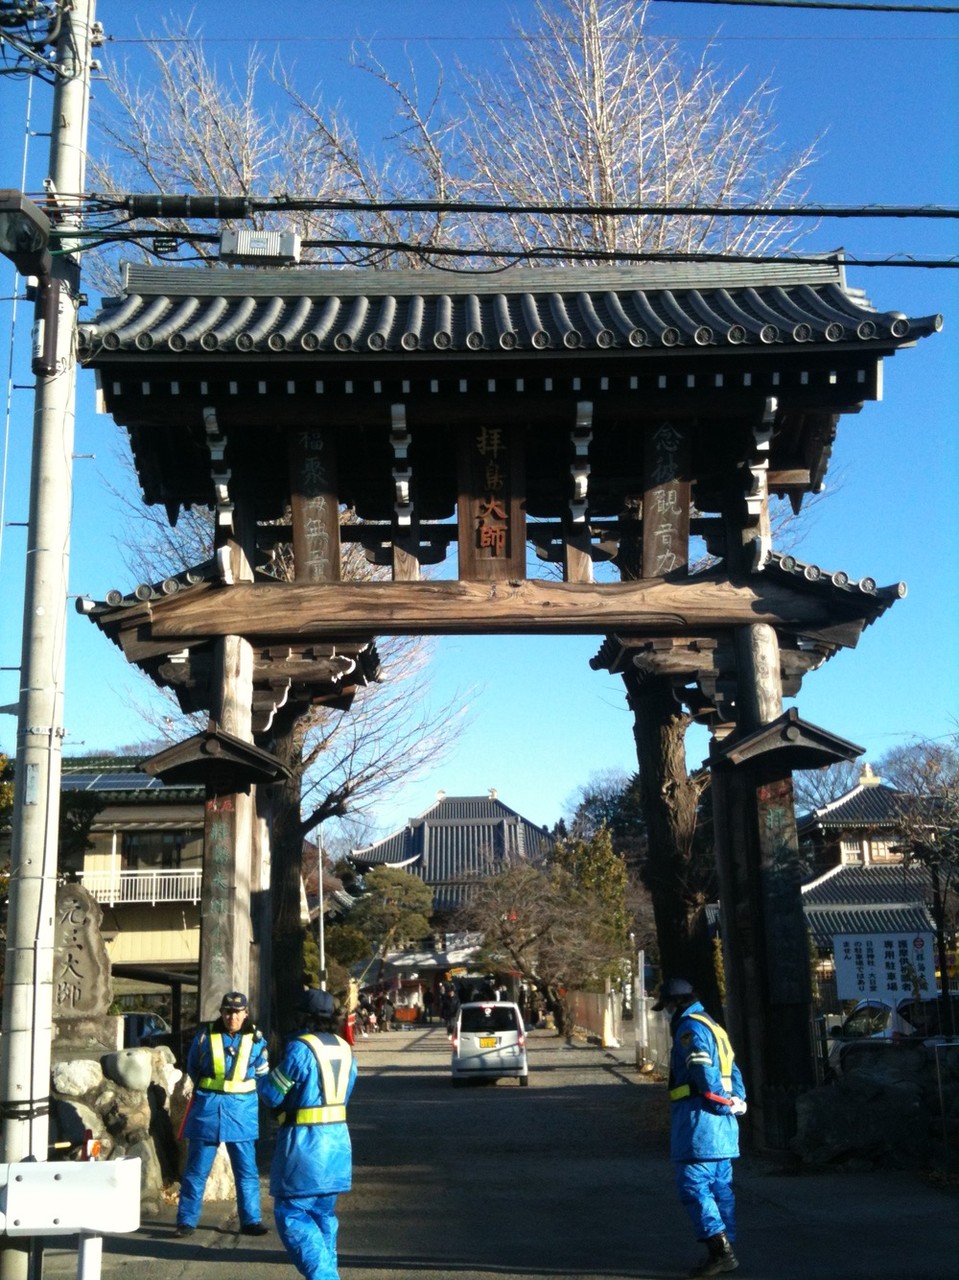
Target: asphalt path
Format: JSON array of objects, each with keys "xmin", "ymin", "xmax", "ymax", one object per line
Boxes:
[{"xmin": 27, "ymin": 1023, "xmax": 959, "ymax": 1279}]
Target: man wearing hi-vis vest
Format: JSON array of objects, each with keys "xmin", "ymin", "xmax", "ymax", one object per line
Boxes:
[
  {"xmin": 176, "ymin": 990, "xmax": 270, "ymax": 1238},
  {"xmin": 654, "ymin": 978, "xmax": 747, "ymax": 1277},
  {"xmin": 259, "ymin": 987, "xmax": 357, "ymax": 1280}
]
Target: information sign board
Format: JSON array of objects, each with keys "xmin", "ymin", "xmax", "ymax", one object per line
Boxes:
[{"xmin": 833, "ymin": 931, "xmax": 935, "ymax": 1002}]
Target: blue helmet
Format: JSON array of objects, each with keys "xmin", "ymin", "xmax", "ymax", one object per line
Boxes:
[
  {"xmin": 652, "ymin": 978, "xmax": 695, "ymax": 1011},
  {"xmin": 298, "ymin": 988, "xmax": 335, "ymax": 1019}
]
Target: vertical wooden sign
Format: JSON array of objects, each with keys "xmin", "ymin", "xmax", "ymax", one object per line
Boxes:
[
  {"xmin": 457, "ymin": 424, "xmax": 526, "ymax": 581},
  {"xmin": 289, "ymin": 428, "xmax": 341, "ymax": 582},
  {"xmin": 757, "ymin": 774, "xmax": 811, "ymax": 1007},
  {"xmin": 201, "ymin": 791, "xmax": 235, "ymax": 1002},
  {"xmin": 642, "ymin": 422, "xmax": 690, "ymax": 579}
]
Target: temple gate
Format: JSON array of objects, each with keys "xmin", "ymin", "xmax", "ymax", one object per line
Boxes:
[{"xmin": 78, "ymin": 257, "xmax": 939, "ymax": 1148}]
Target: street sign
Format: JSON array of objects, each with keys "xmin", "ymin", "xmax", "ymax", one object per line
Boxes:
[{"xmin": 0, "ymin": 1158, "xmax": 140, "ymax": 1236}]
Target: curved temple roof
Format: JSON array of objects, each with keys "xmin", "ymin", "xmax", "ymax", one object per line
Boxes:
[{"xmin": 78, "ymin": 259, "xmax": 942, "ymax": 361}]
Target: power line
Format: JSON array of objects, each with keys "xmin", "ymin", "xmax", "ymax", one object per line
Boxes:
[
  {"xmin": 53, "ymin": 225, "xmax": 959, "ymax": 269},
  {"xmin": 652, "ymin": 0, "xmax": 959, "ymax": 12},
  {"xmin": 81, "ymin": 193, "xmax": 959, "ymax": 221},
  {"xmin": 97, "ymin": 33, "xmax": 959, "ymax": 48}
]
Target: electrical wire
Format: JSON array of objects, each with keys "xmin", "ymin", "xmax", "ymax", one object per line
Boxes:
[
  {"xmin": 652, "ymin": 0, "xmax": 959, "ymax": 11},
  {"xmin": 45, "ymin": 225, "xmax": 959, "ymax": 269},
  {"xmin": 76, "ymin": 192, "xmax": 959, "ymax": 221},
  {"xmin": 25, "ymin": 191, "xmax": 958, "ymax": 270}
]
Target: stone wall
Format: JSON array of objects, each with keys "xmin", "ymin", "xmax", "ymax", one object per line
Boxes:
[{"xmin": 793, "ymin": 1040, "xmax": 959, "ymax": 1168}]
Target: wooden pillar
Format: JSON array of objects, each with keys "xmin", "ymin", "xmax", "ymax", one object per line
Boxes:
[
  {"xmin": 199, "ymin": 489, "xmax": 257, "ymax": 1022},
  {"xmin": 711, "ymin": 437, "xmax": 815, "ymax": 1148},
  {"xmin": 251, "ymin": 798, "xmax": 272, "ymax": 1036}
]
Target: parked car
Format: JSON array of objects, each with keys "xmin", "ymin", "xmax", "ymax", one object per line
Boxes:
[
  {"xmin": 138, "ymin": 1021, "xmax": 198, "ymax": 1067},
  {"xmin": 826, "ymin": 994, "xmax": 958, "ymax": 1076},
  {"xmin": 450, "ymin": 1001, "xmax": 529, "ymax": 1086},
  {"xmin": 122, "ymin": 1011, "xmax": 171, "ymax": 1048}
]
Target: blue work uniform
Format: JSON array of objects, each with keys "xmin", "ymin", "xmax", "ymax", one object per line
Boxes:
[
  {"xmin": 667, "ymin": 1000, "xmax": 746, "ymax": 1242},
  {"xmin": 259, "ymin": 1032, "xmax": 357, "ymax": 1280},
  {"xmin": 177, "ymin": 1019, "xmax": 270, "ymax": 1229}
]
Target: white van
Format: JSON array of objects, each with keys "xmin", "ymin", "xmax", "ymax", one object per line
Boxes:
[{"xmin": 450, "ymin": 1001, "xmax": 529, "ymax": 1086}]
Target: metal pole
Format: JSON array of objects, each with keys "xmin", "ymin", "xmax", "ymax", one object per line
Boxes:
[
  {"xmin": 0, "ymin": 4, "xmax": 96, "ymax": 1277},
  {"xmin": 317, "ymin": 844, "xmax": 327, "ymax": 991},
  {"xmin": 76, "ymin": 1235, "xmax": 103, "ymax": 1280},
  {"xmin": 635, "ymin": 947, "xmax": 647, "ymax": 1070}
]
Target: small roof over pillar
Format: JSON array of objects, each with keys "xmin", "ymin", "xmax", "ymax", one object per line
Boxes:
[
  {"xmin": 144, "ymin": 723, "xmax": 291, "ymax": 794},
  {"xmin": 710, "ymin": 707, "xmax": 864, "ymax": 772}
]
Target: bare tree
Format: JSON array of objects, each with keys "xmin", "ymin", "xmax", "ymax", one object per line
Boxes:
[
  {"xmin": 792, "ymin": 759, "xmax": 865, "ymax": 816},
  {"xmin": 363, "ymin": 0, "xmax": 815, "ymax": 264},
  {"xmin": 88, "ymin": 20, "xmax": 385, "ymax": 284}
]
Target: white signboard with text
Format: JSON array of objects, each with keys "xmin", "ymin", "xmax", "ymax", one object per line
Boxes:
[{"xmin": 833, "ymin": 932, "xmax": 935, "ymax": 1002}]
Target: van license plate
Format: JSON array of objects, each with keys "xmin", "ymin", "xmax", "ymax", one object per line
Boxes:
[{"xmin": 479, "ymin": 1036, "xmax": 496, "ymax": 1048}]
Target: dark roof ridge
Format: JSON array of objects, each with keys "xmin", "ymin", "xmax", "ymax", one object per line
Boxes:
[
  {"xmin": 117, "ymin": 257, "xmax": 852, "ymax": 301},
  {"xmin": 62, "ymin": 754, "xmax": 148, "ymax": 770},
  {"xmin": 814, "ymin": 779, "xmax": 906, "ymax": 819}
]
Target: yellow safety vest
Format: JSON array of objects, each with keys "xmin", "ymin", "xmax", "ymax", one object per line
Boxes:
[
  {"xmin": 198, "ymin": 1028, "xmax": 256, "ymax": 1094},
  {"xmin": 278, "ymin": 1033, "xmax": 352, "ymax": 1127},
  {"xmin": 669, "ymin": 1013, "xmax": 735, "ymax": 1102}
]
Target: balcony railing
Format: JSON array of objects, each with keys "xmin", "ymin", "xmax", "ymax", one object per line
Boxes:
[{"xmin": 80, "ymin": 868, "xmax": 203, "ymax": 906}]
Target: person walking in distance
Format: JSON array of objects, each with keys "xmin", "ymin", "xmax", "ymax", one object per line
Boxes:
[
  {"xmin": 176, "ymin": 991, "xmax": 270, "ymax": 1238},
  {"xmin": 259, "ymin": 988, "xmax": 357, "ymax": 1280},
  {"xmin": 654, "ymin": 978, "xmax": 747, "ymax": 1276}
]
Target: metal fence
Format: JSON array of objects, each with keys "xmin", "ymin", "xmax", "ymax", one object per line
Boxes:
[{"xmin": 634, "ymin": 993, "xmax": 672, "ymax": 1073}]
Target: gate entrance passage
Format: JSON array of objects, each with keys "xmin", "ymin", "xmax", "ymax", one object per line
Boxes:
[{"xmin": 78, "ymin": 258, "xmax": 939, "ymax": 1149}]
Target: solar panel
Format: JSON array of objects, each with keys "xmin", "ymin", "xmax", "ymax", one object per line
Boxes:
[
  {"xmin": 97, "ymin": 773, "xmax": 155, "ymax": 790},
  {"xmin": 60, "ymin": 770, "xmax": 159, "ymax": 792}
]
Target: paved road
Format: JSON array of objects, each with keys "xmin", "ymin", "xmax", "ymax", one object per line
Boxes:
[{"xmin": 28, "ymin": 1024, "xmax": 959, "ymax": 1279}]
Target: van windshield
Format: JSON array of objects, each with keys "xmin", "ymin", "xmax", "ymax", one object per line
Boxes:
[{"xmin": 461, "ymin": 1006, "xmax": 518, "ymax": 1033}]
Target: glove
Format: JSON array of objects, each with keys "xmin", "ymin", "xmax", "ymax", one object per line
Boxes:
[{"xmin": 729, "ymin": 1096, "xmax": 748, "ymax": 1116}]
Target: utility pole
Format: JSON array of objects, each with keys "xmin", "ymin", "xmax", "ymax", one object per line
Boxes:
[{"xmin": 0, "ymin": 3, "xmax": 97, "ymax": 1277}]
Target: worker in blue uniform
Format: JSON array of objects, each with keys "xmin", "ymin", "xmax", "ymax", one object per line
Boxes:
[
  {"xmin": 175, "ymin": 990, "xmax": 270, "ymax": 1238},
  {"xmin": 259, "ymin": 988, "xmax": 357, "ymax": 1280},
  {"xmin": 654, "ymin": 977, "xmax": 747, "ymax": 1277}
]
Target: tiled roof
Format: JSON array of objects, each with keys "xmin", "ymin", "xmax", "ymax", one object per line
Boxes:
[
  {"xmin": 797, "ymin": 782, "xmax": 910, "ymax": 832},
  {"xmin": 801, "ymin": 863, "xmax": 930, "ymax": 906},
  {"xmin": 352, "ymin": 794, "xmax": 551, "ymax": 910},
  {"xmin": 804, "ymin": 902, "xmax": 936, "ymax": 949},
  {"xmin": 764, "ymin": 551, "xmax": 904, "ymax": 610},
  {"xmin": 78, "ymin": 260, "xmax": 941, "ymax": 360}
]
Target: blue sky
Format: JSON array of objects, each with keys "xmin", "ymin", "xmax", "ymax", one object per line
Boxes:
[{"xmin": 1, "ymin": 1, "xmax": 957, "ymax": 839}]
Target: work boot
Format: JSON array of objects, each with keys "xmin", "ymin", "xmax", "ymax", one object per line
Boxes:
[{"xmin": 688, "ymin": 1232, "xmax": 739, "ymax": 1276}]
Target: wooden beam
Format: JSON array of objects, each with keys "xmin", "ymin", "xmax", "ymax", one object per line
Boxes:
[{"xmin": 143, "ymin": 574, "xmax": 869, "ymax": 640}]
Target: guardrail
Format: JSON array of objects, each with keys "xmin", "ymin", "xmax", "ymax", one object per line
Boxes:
[{"xmin": 79, "ymin": 868, "xmax": 202, "ymax": 906}]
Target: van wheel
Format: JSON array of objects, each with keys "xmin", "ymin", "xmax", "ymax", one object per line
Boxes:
[{"xmin": 519, "ymin": 1075, "xmax": 529, "ymax": 1086}]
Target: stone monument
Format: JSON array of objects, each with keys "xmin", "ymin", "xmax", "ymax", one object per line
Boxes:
[{"xmin": 52, "ymin": 881, "xmax": 116, "ymax": 1054}]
